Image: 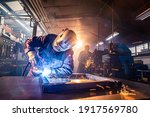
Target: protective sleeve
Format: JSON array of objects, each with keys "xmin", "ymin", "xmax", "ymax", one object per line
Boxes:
[
  {"xmin": 24, "ymin": 36, "xmax": 43, "ymax": 54},
  {"xmin": 24, "ymin": 34, "xmax": 57, "ymax": 54},
  {"xmin": 50, "ymin": 51, "xmax": 74, "ymax": 78}
]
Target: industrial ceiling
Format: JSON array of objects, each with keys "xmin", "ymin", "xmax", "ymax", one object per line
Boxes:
[
  {"xmin": 24, "ymin": 0, "xmax": 150, "ymax": 46},
  {"xmin": 1, "ymin": 0, "xmax": 150, "ymax": 46}
]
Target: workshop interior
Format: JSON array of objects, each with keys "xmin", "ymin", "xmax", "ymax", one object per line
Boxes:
[{"xmin": 0, "ymin": 0, "xmax": 150, "ymax": 100}]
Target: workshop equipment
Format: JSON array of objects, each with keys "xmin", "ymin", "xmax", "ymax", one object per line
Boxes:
[{"xmin": 102, "ymin": 43, "xmax": 134, "ymax": 78}]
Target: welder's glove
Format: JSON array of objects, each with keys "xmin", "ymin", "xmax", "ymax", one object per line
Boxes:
[
  {"xmin": 27, "ymin": 51, "xmax": 42, "ymax": 68},
  {"xmin": 32, "ymin": 66, "xmax": 43, "ymax": 76}
]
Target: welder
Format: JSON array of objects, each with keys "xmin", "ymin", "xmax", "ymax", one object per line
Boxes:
[{"xmin": 24, "ymin": 28, "xmax": 77, "ymax": 78}]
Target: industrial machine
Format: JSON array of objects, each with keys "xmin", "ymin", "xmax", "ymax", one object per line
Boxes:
[
  {"xmin": 101, "ymin": 43, "xmax": 134, "ymax": 79},
  {"xmin": 0, "ymin": 35, "xmax": 27, "ymax": 76}
]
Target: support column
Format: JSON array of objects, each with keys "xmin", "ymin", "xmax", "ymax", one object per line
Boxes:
[{"xmin": 32, "ymin": 22, "xmax": 38, "ymax": 37}]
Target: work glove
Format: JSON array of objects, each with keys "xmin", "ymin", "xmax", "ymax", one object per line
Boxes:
[
  {"xmin": 27, "ymin": 51, "xmax": 43, "ymax": 76},
  {"xmin": 27, "ymin": 51, "xmax": 41, "ymax": 66},
  {"xmin": 32, "ymin": 66, "xmax": 43, "ymax": 76}
]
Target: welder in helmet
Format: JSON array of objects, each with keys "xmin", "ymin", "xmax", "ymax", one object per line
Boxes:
[{"xmin": 24, "ymin": 28, "xmax": 77, "ymax": 77}]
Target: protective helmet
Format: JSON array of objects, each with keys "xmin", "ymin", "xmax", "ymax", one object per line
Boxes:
[{"xmin": 53, "ymin": 28, "xmax": 77, "ymax": 52}]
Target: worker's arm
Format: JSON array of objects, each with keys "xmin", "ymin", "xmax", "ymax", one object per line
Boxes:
[
  {"xmin": 50, "ymin": 50, "xmax": 74, "ymax": 77},
  {"xmin": 24, "ymin": 36, "xmax": 46, "ymax": 68},
  {"xmin": 25, "ymin": 36, "xmax": 42, "ymax": 54},
  {"xmin": 24, "ymin": 34, "xmax": 57, "ymax": 65},
  {"xmin": 24, "ymin": 34, "xmax": 57, "ymax": 53}
]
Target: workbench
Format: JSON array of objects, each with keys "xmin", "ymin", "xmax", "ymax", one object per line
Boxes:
[{"xmin": 0, "ymin": 75, "xmax": 149, "ymax": 100}]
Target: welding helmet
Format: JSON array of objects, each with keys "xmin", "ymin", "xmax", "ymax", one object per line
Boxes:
[{"xmin": 53, "ymin": 29, "xmax": 77, "ymax": 52}]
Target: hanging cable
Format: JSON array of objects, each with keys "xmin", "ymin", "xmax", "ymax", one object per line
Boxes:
[{"xmin": 22, "ymin": 62, "xmax": 31, "ymax": 76}]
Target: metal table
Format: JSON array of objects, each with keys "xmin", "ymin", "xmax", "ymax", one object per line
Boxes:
[{"xmin": 0, "ymin": 75, "xmax": 149, "ymax": 100}]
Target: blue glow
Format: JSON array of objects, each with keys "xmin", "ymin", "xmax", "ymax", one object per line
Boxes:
[{"xmin": 42, "ymin": 68, "xmax": 51, "ymax": 77}]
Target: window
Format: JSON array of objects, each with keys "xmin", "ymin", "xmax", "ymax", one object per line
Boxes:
[
  {"xmin": 136, "ymin": 43, "xmax": 148, "ymax": 55},
  {"xmin": 36, "ymin": 25, "xmax": 44, "ymax": 36},
  {"xmin": 129, "ymin": 46, "xmax": 136, "ymax": 56},
  {"xmin": 0, "ymin": 1, "xmax": 33, "ymax": 43}
]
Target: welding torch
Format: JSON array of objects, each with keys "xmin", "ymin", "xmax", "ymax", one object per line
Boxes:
[{"xmin": 22, "ymin": 51, "xmax": 52, "ymax": 77}]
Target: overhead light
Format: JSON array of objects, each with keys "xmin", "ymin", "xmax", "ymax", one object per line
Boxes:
[
  {"xmin": 136, "ymin": 8, "xmax": 150, "ymax": 20},
  {"xmin": 99, "ymin": 42, "xmax": 104, "ymax": 45},
  {"xmin": 106, "ymin": 32, "xmax": 119, "ymax": 41},
  {"xmin": 16, "ymin": 19, "xmax": 30, "ymax": 32},
  {"xmin": 96, "ymin": 42, "xmax": 104, "ymax": 47},
  {"xmin": 0, "ymin": 3, "xmax": 11, "ymax": 15},
  {"xmin": 0, "ymin": 3, "xmax": 30, "ymax": 32},
  {"xmin": 132, "ymin": 41, "xmax": 142, "ymax": 45},
  {"xmin": 6, "ymin": 1, "xmax": 23, "ymax": 12}
]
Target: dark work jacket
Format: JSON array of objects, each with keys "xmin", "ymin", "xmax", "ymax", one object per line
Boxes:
[{"xmin": 24, "ymin": 34, "xmax": 74, "ymax": 77}]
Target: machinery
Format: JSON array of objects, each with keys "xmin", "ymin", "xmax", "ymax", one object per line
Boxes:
[
  {"xmin": 90, "ymin": 43, "xmax": 149, "ymax": 82},
  {"xmin": 88, "ymin": 43, "xmax": 134, "ymax": 78},
  {"xmin": 0, "ymin": 35, "xmax": 27, "ymax": 76},
  {"xmin": 102, "ymin": 43, "xmax": 134, "ymax": 78}
]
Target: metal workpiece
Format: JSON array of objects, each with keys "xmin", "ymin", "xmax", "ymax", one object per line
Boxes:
[
  {"xmin": 40, "ymin": 73, "xmax": 122, "ymax": 93},
  {"xmin": 0, "ymin": 74, "xmax": 150, "ymax": 100}
]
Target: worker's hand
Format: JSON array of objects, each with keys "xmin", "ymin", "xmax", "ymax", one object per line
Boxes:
[
  {"xmin": 30, "ymin": 58, "xmax": 43, "ymax": 77},
  {"xmin": 27, "ymin": 51, "xmax": 42, "ymax": 67},
  {"xmin": 32, "ymin": 66, "xmax": 43, "ymax": 76},
  {"xmin": 30, "ymin": 55, "xmax": 42, "ymax": 67}
]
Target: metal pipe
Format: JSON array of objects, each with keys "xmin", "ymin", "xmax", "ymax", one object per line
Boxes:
[
  {"xmin": 32, "ymin": 21, "xmax": 38, "ymax": 37},
  {"xmin": 20, "ymin": 0, "xmax": 48, "ymax": 34},
  {"xmin": 31, "ymin": 0, "xmax": 47, "ymax": 22}
]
